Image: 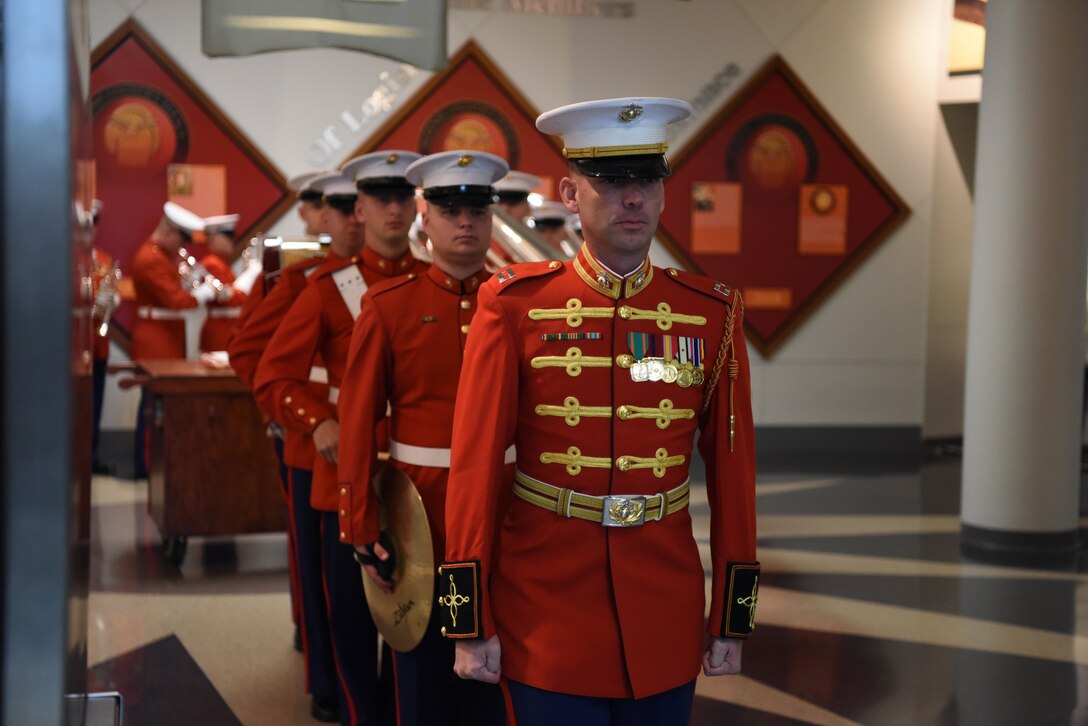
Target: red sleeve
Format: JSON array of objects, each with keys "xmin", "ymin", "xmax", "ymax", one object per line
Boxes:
[
  {"xmin": 443, "ymin": 282, "xmax": 520, "ymax": 638},
  {"xmin": 227, "ymin": 276, "xmax": 265, "ymax": 350},
  {"xmin": 337, "ymin": 292, "xmax": 393, "ymax": 545},
  {"xmin": 697, "ymin": 294, "xmax": 758, "ymax": 638},
  {"xmin": 228, "ymin": 275, "xmax": 298, "ymax": 392},
  {"xmin": 133, "ymin": 247, "xmax": 198, "ymax": 309},
  {"xmin": 253, "ymin": 283, "xmax": 336, "ymax": 433}
]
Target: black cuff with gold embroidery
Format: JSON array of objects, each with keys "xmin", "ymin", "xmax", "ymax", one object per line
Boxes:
[
  {"xmin": 721, "ymin": 561, "xmax": 760, "ymax": 638},
  {"xmin": 437, "ymin": 561, "xmax": 482, "ymax": 639}
]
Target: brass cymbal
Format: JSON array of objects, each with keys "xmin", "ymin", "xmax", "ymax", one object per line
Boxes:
[{"xmin": 360, "ymin": 466, "xmax": 435, "ymax": 652}]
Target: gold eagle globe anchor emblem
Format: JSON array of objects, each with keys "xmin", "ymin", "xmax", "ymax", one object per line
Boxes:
[{"xmin": 607, "ymin": 497, "xmax": 645, "ymax": 526}]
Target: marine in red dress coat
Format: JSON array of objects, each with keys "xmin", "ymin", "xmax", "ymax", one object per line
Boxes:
[
  {"xmin": 338, "ymin": 149, "xmax": 510, "ymax": 726},
  {"xmin": 253, "ymin": 165, "xmax": 424, "ymax": 726},
  {"xmin": 130, "ymin": 203, "xmax": 214, "ymax": 360},
  {"xmin": 439, "ymin": 98, "xmax": 759, "ymax": 725}
]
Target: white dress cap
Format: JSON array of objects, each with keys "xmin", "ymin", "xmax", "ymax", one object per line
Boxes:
[
  {"xmin": 203, "ymin": 213, "xmax": 240, "ymax": 235},
  {"xmin": 163, "ymin": 201, "xmax": 206, "ymax": 233},
  {"xmin": 536, "ymin": 97, "xmax": 691, "ymax": 159},
  {"xmin": 494, "ymin": 170, "xmax": 543, "ymax": 194},
  {"xmin": 341, "ymin": 150, "xmax": 423, "ymax": 184},
  {"xmin": 287, "ymin": 171, "xmax": 321, "ymax": 192},
  {"xmin": 308, "ymin": 171, "xmax": 357, "ymax": 199},
  {"xmin": 530, "ymin": 200, "xmax": 571, "ymax": 224},
  {"xmin": 405, "ymin": 150, "xmax": 509, "ymax": 190}
]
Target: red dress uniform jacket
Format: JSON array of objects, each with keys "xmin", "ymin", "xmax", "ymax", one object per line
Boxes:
[
  {"xmin": 337, "ymin": 265, "xmax": 499, "ymax": 562},
  {"xmin": 255, "ymin": 247, "xmax": 425, "ymax": 514},
  {"xmin": 200, "ymin": 253, "xmax": 245, "ymax": 352},
  {"xmin": 440, "ymin": 245, "xmax": 758, "ymax": 699},
  {"xmin": 229, "ymin": 256, "xmax": 327, "ymax": 470},
  {"xmin": 130, "ymin": 238, "xmax": 196, "ymax": 359}
]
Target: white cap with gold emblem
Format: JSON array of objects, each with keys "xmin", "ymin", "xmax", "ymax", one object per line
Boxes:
[
  {"xmin": 536, "ymin": 97, "xmax": 692, "ymax": 179},
  {"xmin": 494, "ymin": 170, "xmax": 542, "ymax": 202},
  {"xmin": 405, "ymin": 150, "xmax": 509, "ymax": 207},
  {"xmin": 341, "ymin": 150, "xmax": 422, "ymax": 196},
  {"xmin": 308, "ymin": 171, "xmax": 358, "ymax": 201}
]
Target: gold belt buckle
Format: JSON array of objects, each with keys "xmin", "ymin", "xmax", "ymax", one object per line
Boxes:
[{"xmin": 602, "ymin": 496, "xmax": 647, "ymax": 527}]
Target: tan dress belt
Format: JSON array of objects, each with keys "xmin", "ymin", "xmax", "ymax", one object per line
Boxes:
[{"xmin": 512, "ymin": 468, "xmax": 690, "ymax": 528}]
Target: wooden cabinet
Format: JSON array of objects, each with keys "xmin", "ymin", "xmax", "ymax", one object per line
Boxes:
[{"xmin": 138, "ymin": 360, "xmax": 284, "ymax": 563}]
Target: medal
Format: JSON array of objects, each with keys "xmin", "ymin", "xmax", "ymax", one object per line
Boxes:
[
  {"xmin": 646, "ymin": 359, "xmax": 665, "ymax": 381},
  {"xmin": 676, "ymin": 368, "xmax": 693, "ymax": 388},
  {"xmin": 662, "ymin": 362, "xmax": 679, "ymax": 383},
  {"xmin": 630, "ymin": 361, "xmax": 649, "ymax": 382},
  {"xmin": 692, "ymin": 368, "xmax": 705, "ymax": 386}
]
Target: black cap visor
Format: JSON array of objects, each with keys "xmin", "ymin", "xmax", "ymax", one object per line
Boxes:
[
  {"xmin": 298, "ymin": 189, "xmax": 323, "ymax": 202},
  {"xmin": 356, "ymin": 177, "xmax": 416, "ymax": 198},
  {"xmin": 572, "ymin": 154, "xmax": 671, "ymax": 180},
  {"xmin": 531, "ymin": 218, "xmax": 566, "ymax": 230},
  {"xmin": 496, "ymin": 190, "xmax": 531, "ymax": 204},
  {"xmin": 423, "ymin": 185, "xmax": 498, "ymax": 208}
]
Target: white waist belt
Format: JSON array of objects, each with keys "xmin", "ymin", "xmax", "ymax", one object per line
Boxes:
[
  {"xmin": 208, "ymin": 307, "xmax": 242, "ymax": 319},
  {"xmin": 310, "ymin": 366, "xmax": 328, "ymax": 384},
  {"xmin": 137, "ymin": 306, "xmax": 187, "ymax": 321},
  {"xmin": 390, "ymin": 439, "xmax": 516, "ymax": 468},
  {"xmin": 327, "ymin": 385, "xmax": 391, "ymax": 416}
]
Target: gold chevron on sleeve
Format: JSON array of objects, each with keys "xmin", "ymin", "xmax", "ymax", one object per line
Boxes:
[
  {"xmin": 530, "ymin": 347, "xmax": 613, "ymax": 377},
  {"xmin": 535, "ymin": 396, "xmax": 614, "ymax": 426},
  {"xmin": 615, "ymin": 399, "xmax": 695, "ymax": 430},
  {"xmin": 617, "ymin": 302, "xmax": 706, "ymax": 330},
  {"xmin": 614, "ymin": 447, "xmax": 686, "ymax": 478},
  {"xmin": 528, "ymin": 298, "xmax": 615, "ymax": 328},
  {"xmin": 539, "ymin": 446, "xmax": 613, "ymax": 476}
]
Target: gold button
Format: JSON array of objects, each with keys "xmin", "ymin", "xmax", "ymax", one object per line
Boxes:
[
  {"xmin": 285, "ymin": 396, "xmax": 293, "ymax": 404},
  {"xmin": 460, "ymin": 324, "xmax": 470, "ymax": 334},
  {"xmin": 440, "ymin": 626, "xmax": 447, "ymax": 636},
  {"xmin": 548, "ymin": 261, "xmax": 560, "ymax": 269},
  {"xmin": 437, "ymin": 565, "xmax": 444, "ymax": 575},
  {"xmin": 340, "ymin": 487, "xmax": 347, "ymax": 496},
  {"xmin": 616, "ymin": 353, "xmax": 634, "ymax": 369},
  {"xmin": 668, "ymin": 268, "xmax": 678, "ymax": 277},
  {"xmin": 618, "ymin": 306, "xmax": 632, "ymax": 319},
  {"xmin": 379, "ymin": 260, "xmax": 386, "ymax": 269},
  {"xmin": 340, "ymin": 531, "xmax": 346, "ymax": 540},
  {"xmin": 339, "ymin": 510, "xmax": 346, "ymax": 517},
  {"xmin": 352, "ymin": 256, "xmax": 359, "ymax": 263},
  {"xmin": 616, "ymin": 456, "xmax": 631, "ymax": 472},
  {"xmin": 408, "ymin": 273, "xmax": 416, "ymax": 280},
  {"xmin": 297, "ymin": 408, "xmax": 305, "ymax": 415},
  {"xmin": 460, "ymin": 299, "xmax": 471, "ymax": 309},
  {"xmin": 445, "ymin": 279, "xmax": 453, "ymax": 288},
  {"xmin": 616, "ymin": 405, "xmax": 631, "ymax": 419},
  {"xmin": 309, "ymin": 417, "xmax": 317, "ymax": 425}
]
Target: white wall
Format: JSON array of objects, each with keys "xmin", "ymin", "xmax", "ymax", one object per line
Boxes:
[{"xmin": 92, "ymin": 0, "xmax": 956, "ymax": 432}]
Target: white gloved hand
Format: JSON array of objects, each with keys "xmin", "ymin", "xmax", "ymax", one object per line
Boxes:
[
  {"xmin": 233, "ymin": 262, "xmax": 262, "ymax": 295},
  {"xmin": 192, "ymin": 282, "xmax": 217, "ymax": 305}
]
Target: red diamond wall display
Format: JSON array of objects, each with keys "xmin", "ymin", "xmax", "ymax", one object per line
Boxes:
[{"xmin": 659, "ymin": 55, "xmax": 910, "ymax": 357}]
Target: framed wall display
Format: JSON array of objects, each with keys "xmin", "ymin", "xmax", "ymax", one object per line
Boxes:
[
  {"xmin": 346, "ymin": 40, "xmax": 569, "ymax": 200},
  {"xmin": 659, "ymin": 55, "xmax": 910, "ymax": 356},
  {"xmin": 91, "ymin": 19, "xmax": 293, "ymax": 348}
]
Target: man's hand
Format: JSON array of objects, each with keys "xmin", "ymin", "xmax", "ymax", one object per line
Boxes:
[
  {"xmin": 354, "ymin": 541, "xmax": 393, "ymax": 593},
  {"xmin": 454, "ymin": 636, "xmax": 501, "ymax": 683},
  {"xmin": 313, "ymin": 419, "xmax": 339, "ymax": 464},
  {"xmin": 702, "ymin": 635, "xmax": 742, "ymax": 676}
]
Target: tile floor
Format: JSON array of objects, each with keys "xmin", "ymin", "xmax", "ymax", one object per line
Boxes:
[{"xmin": 86, "ymin": 455, "xmax": 1088, "ymax": 725}]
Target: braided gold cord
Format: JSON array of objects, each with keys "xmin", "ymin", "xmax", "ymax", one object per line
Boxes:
[{"xmin": 702, "ymin": 295, "xmax": 739, "ymax": 416}]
